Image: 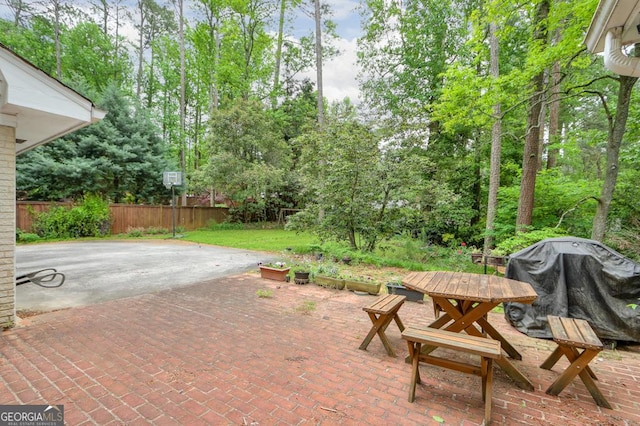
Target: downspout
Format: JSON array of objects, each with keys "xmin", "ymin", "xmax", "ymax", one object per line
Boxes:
[{"xmin": 604, "ymin": 26, "xmax": 640, "ymax": 77}]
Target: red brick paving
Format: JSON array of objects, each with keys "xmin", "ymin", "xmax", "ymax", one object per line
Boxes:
[{"xmin": 2, "ymin": 273, "xmax": 639, "ymax": 425}]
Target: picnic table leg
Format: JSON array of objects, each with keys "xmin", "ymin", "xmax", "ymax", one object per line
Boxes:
[
  {"xmin": 405, "ymin": 299, "xmax": 493, "ymax": 362},
  {"xmin": 476, "ymin": 316, "xmax": 523, "ymax": 360},
  {"xmin": 545, "ymin": 346, "xmax": 611, "ymax": 409},
  {"xmin": 359, "ymin": 312, "xmax": 397, "ymax": 357},
  {"xmin": 494, "ymin": 356, "xmax": 534, "ymax": 391},
  {"xmin": 407, "ymin": 341, "xmax": 422, "ymax": 402},
  {"xmin": 440, "ymin": 299, "xmax": 534, "ymax": 391},
  {"xmin": 540, "ymin": 346, "xmax": 564, "ymax": 370},
  {"xmin": 393, "ymin": 314, "xmax": 405, "ymax": 332},
  {"xmin": 542, "ymin": 346, "xmax": 598, "ymax": 380},
  {"xmin": 482, "ymin": 357, "xmax": 494, "ymax": 424}
]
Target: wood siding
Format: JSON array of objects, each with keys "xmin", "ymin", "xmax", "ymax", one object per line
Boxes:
[{"xmin": 17, "ymin": 202, "xmax": 229, "ymax": 235}]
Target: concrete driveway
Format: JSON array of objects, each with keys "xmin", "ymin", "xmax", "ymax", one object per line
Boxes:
[{"xmin": 15, "ymin": 240, "xmax": 275, "ymax": 312}]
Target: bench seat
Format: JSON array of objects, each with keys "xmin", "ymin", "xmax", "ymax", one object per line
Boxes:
[
  {"xmin": 540, "ymin": 315, "xmax": 612, "ymax": 409},
  {"xmin": 359, "ymin": 294, "xmax": 406, "ymax": 357},
  {"xmin": 402, "ymin": 326, "xmax": 501, "ymax": 425}
]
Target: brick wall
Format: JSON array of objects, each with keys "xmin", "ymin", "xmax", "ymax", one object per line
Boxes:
[{"xmin": 0, "ymin": 125, "xmax": 15, "ymax": 328}]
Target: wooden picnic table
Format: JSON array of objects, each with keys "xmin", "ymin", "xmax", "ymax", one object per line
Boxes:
[{"xmin": 402, "ymin": 271, "xmax": 538, "ymax": 390}]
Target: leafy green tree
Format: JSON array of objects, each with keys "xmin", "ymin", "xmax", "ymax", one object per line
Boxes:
[
  {"xmin": 135, "ymin": 0, "xmax": 176, "ymax": 102},
  {"xmin": 290, "ymin": 117, "xmax": 432, "ymax": 251},
  {"xmin": 0, "ymin": 15, "xmax": 58, "ymax": 75},
  {"xmin": 494, "ymin": 170, "xmax": 598, "ymax": 243},
  {"xmin": 193, "ymin": 99, "xmax": 292, "ymax": 220},
  {"xmin": 358, "ymin": 0, "xmax": 473, "ymax": 125},
  {"xmin": 17, "ymin": 85, "xmax": 173, "ymax": 203},
  {"xmin": 61, "ymin": 21, "xmax": 132, "ymax": 97},
  {"xmin": 221, "ymin": 0, "xmax": 276, "ymax": 101}
]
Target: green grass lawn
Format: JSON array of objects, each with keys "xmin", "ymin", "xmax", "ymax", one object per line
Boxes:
[
  {"xmin": 21, "ymin": 224, "xmax": 489, "ymax": 274},
  {"xmin": 181, "ymin": 228, "xmax": 320, "ymax": 253},
  {"xmin": 179, "ymin": 227, "xmax": 487, "ymax": 274}
]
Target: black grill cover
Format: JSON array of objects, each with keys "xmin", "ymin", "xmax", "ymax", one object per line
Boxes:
[{"xmin": 503, "ymin": 237, "xmax": 640, "ymax": 343}]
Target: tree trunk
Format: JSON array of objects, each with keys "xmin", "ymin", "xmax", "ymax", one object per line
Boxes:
[
  {"xmin": 484, "ymin": 22, "xmax": 501, "ymax": 253},
  {"xmin": 591, "ymin": 74, "xmax": 638, "ymax": 241},
  {"xmin": 136, "ymin": 0, "xmax": 145, "ymax": 99},
  {"xmin": 178, "ymin": 0, "xmax": 187, "ymax": 207},
  {"xmin": 52, "ymin": 0, "xmax": 62, "ymax": 79},
  {"xmin": 272, "ymin": 0, "xmax": 286, "ymax": 109},
  {"xmin": 536, "ymin": 80, "xmax": 547, "ymax": 171},
  {"xmin": 96, "ymin": 0, "xmax": 108, "ymax": 35},
  {"xmin": 314, "ymin": 0, "xmax": 324, "ymax": 125},
  {"xmin": 7, "ymin": 0, "xmax": 29, "ymax": 27},
  {"xmin": 547, "ymin": 57, "xmax": 561, "ymax": 169},
  {"xmin": 114, "ymin": 0, "xmax": 125, "ymax": 81},
  {"xmin": 516, "ymin": 0, "xmax": 549, "ymax": 233}
]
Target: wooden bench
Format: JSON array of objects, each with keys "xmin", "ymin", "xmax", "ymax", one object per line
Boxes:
[
  {"xmin": 540, "ymin": 315, "xmax": 612, "ymax": 409},
  {"xmin": 401, "ymin": 326, "xmax": 502, "ymax": 425},
  {"xmin": 359, "ymin": 294, "xmax": 406, "ymax": 357}
]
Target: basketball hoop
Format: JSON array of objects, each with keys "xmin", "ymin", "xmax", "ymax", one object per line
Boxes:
[
  {"xmin": 162, "ymin": 171, "xmax": 183, "ymax": 238},
  {"xmin": 163, "ymin": 171, "xmax": 182, "ymax": 189}
]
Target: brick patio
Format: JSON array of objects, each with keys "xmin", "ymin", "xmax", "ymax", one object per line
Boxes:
[{"xmin": 1, "ymin": 274, "xmax": 639, "ymax": 425}]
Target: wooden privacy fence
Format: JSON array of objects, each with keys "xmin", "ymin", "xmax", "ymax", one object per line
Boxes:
[{"xmin": 16, "ymin": 202, "xmax": 229, "ymax": 235}]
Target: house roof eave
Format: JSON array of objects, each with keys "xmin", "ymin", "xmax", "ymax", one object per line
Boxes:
[
  {"xmin": 585, "ymin": 0, "xmax": 640, "ymax": 53},
  {"xmin": 0, "ymin": 43, "xmax": 105, "ymax": 154}
]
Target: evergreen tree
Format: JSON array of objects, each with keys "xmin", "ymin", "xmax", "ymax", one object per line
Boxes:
[{"xmin": 17, "ymin": 85, "xmax": 173, "ymax": 203}]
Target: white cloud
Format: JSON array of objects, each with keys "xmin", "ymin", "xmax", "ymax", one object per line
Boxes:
[
  {"xmin": 300, "ymin": 37, "xmax": 361, "ymax": 104},
  {"xmin": 327, "ymin": 0, "xmax": 360, "ymax": 21}
]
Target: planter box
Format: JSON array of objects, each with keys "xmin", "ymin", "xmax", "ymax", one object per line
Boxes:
[
  {"xmin": 345, "ymin": 280, "xmax": 381, "ymax": 295},
  {"xmin": 294, "ymin": 271, "xmax": 310, "ymax": 285},
  {"xmin": 485, "ymin": 255, "xmax": 507, "ymax": 267},
  {"xmin": 386, "ymin": 283, "xmax": 424, "ymax": 302},
  {"xmin": 314, "ymin": 275, "xmax": 345, "ymax": 290},
  {"xmin": 259, "ymin": 266, "xmax": 291, "ymax": 282}
]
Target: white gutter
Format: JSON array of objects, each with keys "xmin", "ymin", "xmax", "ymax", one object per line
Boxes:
[{"xmin": 604, "ymin": 26, "xmax": 640, "ymax": 77}]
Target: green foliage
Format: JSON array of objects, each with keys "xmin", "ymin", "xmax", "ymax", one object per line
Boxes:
[
  {"xmin": 17, "ymin": 86, "xmax": 172, "ymax": 203},
  {"xmin": 290, "ymin": 118, "xmax": 434, "ymax": 252},
  {"xmin": 294, "ymin": 300, "xmax": 316, "ymax": 314},
  {"xmin": 16, "ymin": 230, "xmax": 41, "ymax": 244},
  {"xmin": 206, "ymin": 222, "xmax": 246, "ymax": 231},
  {"xmin": 494, "ymin": 171, "xmax": 598, "ymax": 244},
  {"xmin": 193, "ymin": 99, "xmax": 293, "ymax": 222},
  {"xmin": 126, "ymin": 228, "xmax": 145, "ymax": 238},
  {"xmin": 495, "ymin": 228, "xmax": 568, "ymax": 256},
  {"xmin": 61, "ymin": 21, "xmax": 132, "ymax": 96},
  {"xmin": 32, "ymin": 195, "xmax": 111, "ymax": 239},
  {"xmin": 124, "ymin": 226, "xmax": 170, "ymax": 238},
  {"xmin": 604, "ymin": 219, "xmax": 640, "ymax": 262},
  {"xmin": 312, "ymin": 263, "xmax": 341, "ymax": 279},
  {"xmin": 256, "ymin": 289, "xmax": 274, "ymax": 298},
  {"xmin": 3, "ymin": 0, "xmax": 639, "ymax": 255},
  {"xmin": 178, "ymin": 227, "xmax": 480, "ymax": 271},
  {"xmin": 358, "ymin": 0, "xmax": 471, "ymax": 119}
]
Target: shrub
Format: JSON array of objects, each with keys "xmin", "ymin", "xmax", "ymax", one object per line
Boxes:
[
  {"xmin": 494, "ymin": 227, "xmax": 568, "ymax": 256},
  {"xmin": 146, "ymin": 227, "xmax": 169, "ymax": 235},
  {"xmin": 16, "ymin": 229, "xmax": 40, "ymax": 243},
  {"xmin": 126, "ymin": 227, "xmax": 145, "ymax": 237},
  {"xmin": 32, "ymin": 206, "xmax": 70, "ymax": 239},
  {"xmin": 32, "ymin": 195, "xmax": 111, "ymax": 239},
  {"xmin": 605, "ymin": 219, "xmax": 640, "ymax": 262}
]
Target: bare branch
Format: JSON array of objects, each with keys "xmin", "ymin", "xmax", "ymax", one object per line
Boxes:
[{"xmin": 555, "ymin": 197, "xmax": 599, "ymax": 229}]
